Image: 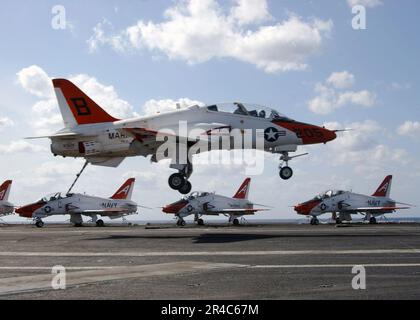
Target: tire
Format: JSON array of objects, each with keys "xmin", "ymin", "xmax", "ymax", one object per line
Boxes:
[
  {"xmin": 35, "ymin": 220, "xmax": 44, "ymax": 228},
  {"xmin": 313, "ymin": 218, "xmax": 319, "ymax": 226},
  {"xmin": 180, "ymin": 220, "xmax": 186, "ymax": 227},
  {"xmin": 96, "ymin": 220, "xmax": 105, "ymax": 227},
  {"xmin": 335, "ymin": 218, "xmax": 342, "ymax": 225},
  {"xmin": 279, "ymin": 167, "xmax": 293, "ymax": 180},
  {"xmin": 369, "ymin": 217, "xmax": 377, "ymax": 225},
  {"xmin": 179, "ymin": 181, "xmax": 192, "ymax": 195},
  {"xmin": 74, "ymin": 223, "xmax": 83, "ymax": 228},
  {"xmin": 233, "ymin": 219, "xmax": 240, "ymax": 226},
  {"xmin": 197, "ymin": 219, "xmax": 204, "ymax": 226},
  {"xmin": 168, "ymin": 173, "xmax": 186, "ymax": 190}
]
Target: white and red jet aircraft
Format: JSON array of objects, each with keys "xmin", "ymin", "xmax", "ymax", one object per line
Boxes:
[
  {"xmin": 0, "ymin": 180, "xmax": 14, "ymax": 217},
  {"xmin": 30, "ymin": 79, "xmax": 337, "ymax": 194},
  {"xmin": 163, "ymin": 178, "xmax": 269, "ymax": 226},
  {"xmin": 16, "ymin": 178, "xmax": 138, "ymax": 228},
  {"xmin": 294, "ymin": 175, "xmax": 412, "ymax": 225}
]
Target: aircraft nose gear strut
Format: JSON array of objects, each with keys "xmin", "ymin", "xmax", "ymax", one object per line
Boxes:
[
  {"xmin": 168, "ymin": 162, "xmax": 193, "ymax": 195},
  {"xmin": 278, "ymin": 152, "xmax": 308, "ymax": 180}
]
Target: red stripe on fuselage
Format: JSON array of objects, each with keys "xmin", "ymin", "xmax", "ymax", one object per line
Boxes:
[{"xmin": 273, "ymin": 121, "xmax": 337, "ymax": 145}]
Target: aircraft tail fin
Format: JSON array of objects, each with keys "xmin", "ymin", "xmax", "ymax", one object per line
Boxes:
[
  {"xmin": 372, "ymin": 175, "xmax": 392, "ymax": 198},
  {"xmin": 233, "ymin": 178, "xmax": 251, "ymax": 200},
  {"xmin": 111, "ymin": 178, "xmax": 135, "ymax": 200},
  {"xmin": 0, "ymin": 180, "xmax": 12, "ymax": 201},
  {"xmin": 52, "ymin": 79, "xmax": 118, "ymax": 128}
]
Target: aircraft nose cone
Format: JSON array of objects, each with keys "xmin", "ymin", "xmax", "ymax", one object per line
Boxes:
[
  {"xmin": 15, "ymin": 203, "xmax": 44, "ymax": 218},
  {"xmin": 322, "ymin": 128, "xmax": 337, "ymax": 143},
  {"xmin": 294, "ymin": 200, "xmax": 321, "ymax": 216},
  {"xmin": 15, "ymin": 205, "xmax": 35, "ymax": 218},
  {"xmin": 163, "ymin": 200, "xmax": 188, "ymax": 214}
]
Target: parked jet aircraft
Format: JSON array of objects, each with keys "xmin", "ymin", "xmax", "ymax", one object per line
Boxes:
[
  {"xmin": 15, "ymin": 178, "xmax": 138, "ymax": 228},
  {"xmin": 163, "ymin": 178, "xmax": 269, "ymax": 226},
  {"xmin": 29, "ymin": 79, "xmax": 337, "ymax": 194},
  {"xmin": 0, "ymin": 180, "xmax": 14, "ymax": 217},
  {"xmin": 294, "ymin": 175, "xmax": 412, "ymax": 225}
]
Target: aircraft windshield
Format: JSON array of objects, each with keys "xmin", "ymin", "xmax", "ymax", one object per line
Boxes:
[
  {"xmin": 184, "ymin": 192, "xmax": 211, "ymax": 200},
  {"xmin": 314, "ymin": 190, "xmax": 345, "ymax": 200},
  {"xmin": 38, "ymin": 192, "xmax": 67, "ymax": 203},
  {"xmin": 206, "ymin": 103, "xmax": 293, "ymax": 121}
]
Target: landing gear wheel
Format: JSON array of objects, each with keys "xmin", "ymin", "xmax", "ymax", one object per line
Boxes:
[
  {"xmin": 233, "ymin": 219, "xmax": 240, "ymax": 226},
  {"xmin": 369, "ymin": 217, "xmax": 377, "ymax": 225},
  {"xmin": 279, "ymin": 166, "xmax": 293, "ymax": 180},
  {"xmin": 168, "ymin": 173, "xmax": 186, "ymax": 190},
  {"xmin": 179, "ymin": 181, "xmax": 192, "ymax": 195},
  {"xmin": 74, "ymin": 223, "xmax": 83, "ymax": 228},
  {"xmin": 197, "ymin": 219, "xmax": 204, "ymax": 226},
  {"xmin": 35, "ymin": 220, "xmax": 44, "ymax": 228},
  {"xmin": 310, "ymin": 217, "xmax": 319, "ymax": 226},
  {"xmin": 335, "ymin": 218, "xmax": 342, "ymax": 225},
  {"xmin": 179, "ymin": 220, "xmax": 186, "ymax": 227},
  {"xmin": 96, "ymin": 219, "xmax": 105, "ymax": 227}
]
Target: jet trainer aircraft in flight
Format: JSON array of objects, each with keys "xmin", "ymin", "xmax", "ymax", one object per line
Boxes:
[
  {"xmin": 0, "ymin": 180, "xmax": 14, "ymax": 217},
  {"xmin": 30, "ymin": 79, "xmax": 337, "ymax": 194},
  {"xmin": 163, "ymin": 178, "xmax": 269, "ymax": 226},
  {"xmin": 16, "ymin": 178, "xmax": 138, "ymax": 228},
  {"xmin": 294, "ymin": 175, "xmax": 412, "ymax": 225}
]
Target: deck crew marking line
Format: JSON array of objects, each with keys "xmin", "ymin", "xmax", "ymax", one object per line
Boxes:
[
  {"xmin": 2, "ymin": 263, "xmax": 420, "ymax": 271},
  {"xmin": 0, "ymin": 249, "xmax": 419, "ymax": 257},
  {"xmin": 0, "ymin": 261, "xmax": 245, "ymax": 296}
]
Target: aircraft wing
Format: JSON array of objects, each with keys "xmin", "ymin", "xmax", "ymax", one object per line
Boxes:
[
  {"xmin": 26, "ymin": 132, "xmax": 85, "ymax": 139},
  {"xmin": 343, "ymin": 206, "xmax": 411, "ymax": 211},
  {"xmin": 206, "ymin": 208, "xmax": 270, "ymax": 214}
]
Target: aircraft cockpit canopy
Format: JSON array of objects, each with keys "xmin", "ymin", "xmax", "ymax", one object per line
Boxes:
[
  {"xmin": 206, "ymin": 103, "xmax": 294, "ymax": 121},
  {"xmin": 314, "ymin": 190, "xmax": 346, "ymax": 200},
  {"xmin": 184, "ymin": 191, "xmax": 212, "ymax": 200},
  {"xmin": 38, "ymin": 192, "xmax": 74, "ymax": 203}
]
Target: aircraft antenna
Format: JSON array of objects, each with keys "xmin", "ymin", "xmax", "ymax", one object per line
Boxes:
[{"xmin": 67, "ymin": 161, "xmax": 89, "ymax": 195}]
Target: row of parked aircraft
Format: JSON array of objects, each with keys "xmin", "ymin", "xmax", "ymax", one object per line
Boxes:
[
  {"xmin": 0, "ymin": 78, "xmax": 412, "ymax": 227},
  {"xmin": 0, "ymin": 175, "xmax": 412, "ymax": 227}
]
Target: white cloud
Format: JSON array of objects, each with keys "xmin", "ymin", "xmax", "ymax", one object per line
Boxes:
[
  {"xmin": 142, "ymin": 98, "xmax": 204, "ymax": 116},
  {"xmin": 0, "ymin": 117, "xmax": 14, "ymax": 131},
  {"xmin": 347, "ymin": 0, "xmax": 383, "ymax": 8},
  {"xmin": 87, "ymin": 0, "xmax": 333, "ymax": 73},
  {"xmin": 0, "ymin": 140, "xmax": 47, "ymax": 154},
  {"xmin": 327, "ymin": 71, "xmax": 355, "ymax": 89},
  {"xmin": 309, "ymin": 72, "xmax": 376, "ymax": 114},
  {"xmin": 397, "ymin": 121, "xmax": 420, "ymax": 138},
  {"xmin": 323, "ymin": 120, "xmax": 409, "ymax": 174},
  {"xmin": 16, "ymin": 65, "xmax": 54, "ymax": 98},
  {"xmin": 230, "ymin": 0, "xmax": 271, "ymax": 25}
]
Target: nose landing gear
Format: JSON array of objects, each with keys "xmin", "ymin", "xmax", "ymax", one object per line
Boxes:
[
  {"xmin": 278, "ymin": 152, "xmax": 308, "ymax": 180},
  {"xmin": 35, "ymin": 218, "xmax": 44, "ymax": 228},
  {"xmin": 310, "ymin": 217, "xmax": 319, "ymax": 225}
]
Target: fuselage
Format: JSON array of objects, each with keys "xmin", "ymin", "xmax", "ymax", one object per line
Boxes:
[
  {"xmin": 16, "ymin": 193, "xmax": 137, "ymax": 219},
  {"xmin": 163, "ymin": 192, "xmax": 254, "ymax": 219},
  {"xmin": 295, "ymin": 191, "xmax": 396, "ymax": 217},
  {"xmin": 50, "ymin": 103, "xmax": 336, "ymax": 161}
]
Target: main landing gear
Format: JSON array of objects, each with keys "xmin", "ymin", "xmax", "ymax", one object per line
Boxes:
[
  {"xmin": 168, "ymin": 163, "xmax": 193, "ymax": 195},
  {"xmin": 278, "ymin": 152, "xmax": 308, "ymax": 180}
]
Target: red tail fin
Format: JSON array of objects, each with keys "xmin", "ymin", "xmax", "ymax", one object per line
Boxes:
[
  {"xmin": 372, "ymin": 175, "xmax": 392, "ymax": 197},
  {"xmin": 0, "ymin": 180, "xmax": 12, "ymax": 201},
  {"xmin": 53, "ymin": 79, "xmax": 118, "ymax": 126},
  {"xmin": 111, "ymin": 178, "xmax": 135, "ymax": 200},
  {"xmin": 233, "ymin": 178, "xmax": 251, "ymax": 200}
]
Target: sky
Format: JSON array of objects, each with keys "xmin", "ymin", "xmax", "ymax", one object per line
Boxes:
[{"xmin": 0, "ymin": 0, "xmax": 419, "ymax": 223}]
